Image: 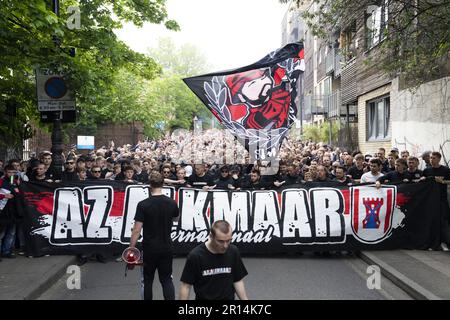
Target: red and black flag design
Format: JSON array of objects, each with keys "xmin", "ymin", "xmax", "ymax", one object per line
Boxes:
[{"xmin": 183, "ymin": 42, "xmax": 305, "ymax": 160}]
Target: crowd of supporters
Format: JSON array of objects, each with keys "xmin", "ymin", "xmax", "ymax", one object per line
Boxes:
[
  {"xmin": 0, "ymin": 130, "xmax": 438, "ymax": 189},
  {"xmin": 1, "ymin": 129, "xmax": 449, "ymax": 260}
]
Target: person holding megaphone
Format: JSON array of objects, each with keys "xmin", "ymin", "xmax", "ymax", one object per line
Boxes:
[{"xmin": 128, "ymin": 172, "xmax": 179, "ymax": 300}]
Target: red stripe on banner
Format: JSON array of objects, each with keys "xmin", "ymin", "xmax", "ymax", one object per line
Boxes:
[
  {"xmin": 353, "ymin": 189, "xmax": 359, "ymax": 233},
  {"xmin": 277, "ymin": 192, "xmax": 282, "ymax": 210},
  {"xmin": 110, "ymin": 191, "xmax": 125, "ymax": 216},
  {"xmin": 341, "ymin": 189, "xmax": 350, "ymax": 215},
  {"xmin": 396, "ymin": 193, "xmax": 411, "ymax": 207},
  {"xmin": 207, "ymin": 206, "xmax": 210, "ymax": 218},
  {"xmin": 384, "ymin": 189, "xmax": 393, "ymax": 233},
  {"xmin": 23, "ymin": 192, "xmax": 54, "ymax": 215},
  {"xmin": 175, "ymin": 190, "xmax": 179, "ymax": 204},
  {"xmin": 37, "ymin": 194, "xmax": 54, "ymax": 215}
]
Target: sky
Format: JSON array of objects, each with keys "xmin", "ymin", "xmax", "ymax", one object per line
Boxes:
[{"xmin": 115, "ymin": 0, "xmax": 289, "ymax": 72}]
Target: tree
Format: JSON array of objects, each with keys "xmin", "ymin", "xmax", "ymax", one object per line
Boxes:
[
  {"xmin": 302, "ymin": 121, "xmax": 339, "ymax": 144},
  {"xmin": 282, "ymin": 0, "xmax": 450, "ymax": 86},
  {"xmin": 148, "ymin": 37, "xmax": 211, "ymax": 77},
  {"xmin": 146, "ymin": 38, "xmax": 213, "ymax": 133},
  {"xmin": 69, "ymin": 38, "xmax": 213, "ymax": 140},
  {"xmin": 0, "ymin": 0, "xmax": 179, "ymax": 148}
]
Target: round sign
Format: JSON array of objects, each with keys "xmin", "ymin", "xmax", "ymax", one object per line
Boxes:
[{"xmin": 44, "ymin": 77, "xmax": 68, "ymax": 99}]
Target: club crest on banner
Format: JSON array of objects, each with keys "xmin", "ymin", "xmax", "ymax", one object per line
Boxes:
[{"xmin": 350, "ymin": 186, "xmax": 396, "ymax": 244}]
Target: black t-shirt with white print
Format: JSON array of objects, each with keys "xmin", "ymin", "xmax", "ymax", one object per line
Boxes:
[
  {"xmin": 187, "ymin": 173, "xmax": 215, "ymax": 188},
  {"xmin": 180, "ymin": 243, "xmax": 248, "ymax": 300},
  {"xmin": 134, "ymin": 195, "xmax": 179, "ymax": 253}
]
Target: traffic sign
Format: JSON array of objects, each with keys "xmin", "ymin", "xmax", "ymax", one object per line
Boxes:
[
  {"xmin": 77, "ymin": 136, "xmax": 95, "ymax": 150},
  {"xmin": 36, "ymin": 69, "xmax": 76, "ymax": 112}
]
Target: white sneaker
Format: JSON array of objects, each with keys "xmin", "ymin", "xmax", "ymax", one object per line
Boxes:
[
  {"xmin": 115, "ymin": 256, "xmax": 123, "ymax": 262},
  {"xmin": 440, "ymin": 243, "xmax": 449, "ymax": 252}
]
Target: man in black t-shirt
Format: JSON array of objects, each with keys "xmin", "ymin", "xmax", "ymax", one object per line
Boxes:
[
  {"xmin": 186, "ymin": 164, "xmax": 216, "ymax": 190},
  {"xmin": 406, "ymin": 156, "xmax": 423, "ymax": 182},
  {"xmin": 179, "ymin": 220, "xmax": 248, "ymax": 300},
  {"xmin": 347, "ymin": 154, "xmax": 366, "ymax": 183},
  {"xmin": 333, "ymin": 166, "xmax": 353, "ymax": 186},
  {"xmin": 421, "ymin": 152, "xmax": 450, "ymax": 250},
  {"xmin": 61, "ymin": 158, "xmax": 79, "ymax": 182},
  {"xmin": 375, "ymin": 158, "xmax": 410, "ymax": 187},
  {"xmin": 422, "ymin": 152, "xmax": 450, "ymax": 202},
  {"xmin": 129, "ymin": 172, "xmax": 179, "ymax": 300},
  {"xmin": 214, "ymin": 165, "xmax": 239, "ymax": 190},
  {"xmin": 241, "ymin": 169, "xmax": 271, "ymax": 190}
]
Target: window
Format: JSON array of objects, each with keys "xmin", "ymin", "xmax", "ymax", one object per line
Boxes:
[
  {"xmin": 366, "ymin": 0, "xmax": 388, "ymax": 48},
  {"xmin": 367, "ymin": 96, "xmax": 390, "ymax": 140}
]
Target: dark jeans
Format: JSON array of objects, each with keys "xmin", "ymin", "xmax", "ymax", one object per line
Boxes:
[
  {"xmin": 0, "ymin": 223, "xmax": 16, "ymax": 255},
  {"xmin": 143, "ymin": 251, "xmax": 175, "ymax": 300}
]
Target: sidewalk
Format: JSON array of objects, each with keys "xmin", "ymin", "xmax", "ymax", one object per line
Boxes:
[
  {"xmin": 0, "ymin": 254, "xmax": 76, "ymax": 300},
  {"xmin": 359, "ymin": 250, "xmax": 450, "ymax": 300}
]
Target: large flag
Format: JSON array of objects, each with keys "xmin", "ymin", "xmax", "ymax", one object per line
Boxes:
[{"xmin": 183, "ymin": 42, "xmax": 305, "ymax": 161}]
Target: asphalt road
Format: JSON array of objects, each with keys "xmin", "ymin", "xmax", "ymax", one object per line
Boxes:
[{"xmin": 39, "ymin": 253, "xmax": 411, "ymax": 300}]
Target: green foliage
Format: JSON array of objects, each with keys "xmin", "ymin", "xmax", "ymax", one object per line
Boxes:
[
  {"xmin": 67, "ymin": 38, "xmax": 213, "ymax": 140},
  {"xmin": 302, "ymin": 124, "xmax": 322, "ymax": 142},
  {"xmin": 148, "ymin": 37, "xmax": 211, "ymax": 77},
  {"xmin": 323, "ymin": 120, "xmax": 340, "ymax": 145},
  {"xmin": 0, "ymin": 0, "xmax": 177, "ymax": 146},
  {"xmin": 282, "ymin": 0, "xmax": 450, "ymax": 86},
  {"xmin": 302, "ymin": 121, "xmax": 340, "ymax": 144},
  {"xmin": 145, "ymin": 38, "xmax": 213, "ymax": 134}
]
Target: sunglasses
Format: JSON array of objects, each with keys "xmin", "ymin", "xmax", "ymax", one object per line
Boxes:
[
  {"xmin": 163, "ymin": 171, "xmax": 171, "ymax": 174},
  {"xmin": 66, "ymin": 162, "xmax": 74, "ymax": 165},
  {"xmin": 92, "ymin": 170, "xmax": 101, "ymax": 173}
]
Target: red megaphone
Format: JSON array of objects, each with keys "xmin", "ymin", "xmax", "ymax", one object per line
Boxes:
[{"xmin": 122, "ymin": 247, "xmax": 141, "ymax": 264}]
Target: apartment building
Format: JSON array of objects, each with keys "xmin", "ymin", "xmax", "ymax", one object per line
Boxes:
[{"xmin": 284, "ymin": 0, "xmax": 450, "ymax": 158}]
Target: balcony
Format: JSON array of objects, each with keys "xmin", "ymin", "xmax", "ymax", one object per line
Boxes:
[
  {"xmin": 334, "ymin": 53, "xmax": 341, "ymax": 77},
  {"xmin": 304, "ymin": 94, "xmax": 326, "ymax": 116},
  {"xmin": 325, "ymin": 48, "xmax": 342, "ymax": 77},
  {"xmin": 340, "ymin": 58, "xmax": 358, "ymax": 104},
  {"xmin": 323, "ymin": 90, "xmax": 341, "ymax": 119}
]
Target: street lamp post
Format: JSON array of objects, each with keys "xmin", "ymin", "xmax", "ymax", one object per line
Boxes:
[{"xmin": 50, "ymin": 0, "xmax": 64, "ymax": 177}]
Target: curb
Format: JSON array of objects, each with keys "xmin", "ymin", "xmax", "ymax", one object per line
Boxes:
[
  {"xmin": 24, "ymin": 256, "xmax": 78, "ymax": 300},
  {"xmin": 358, "ymin": 251, "xmax": 441, "ymax": 300}
]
